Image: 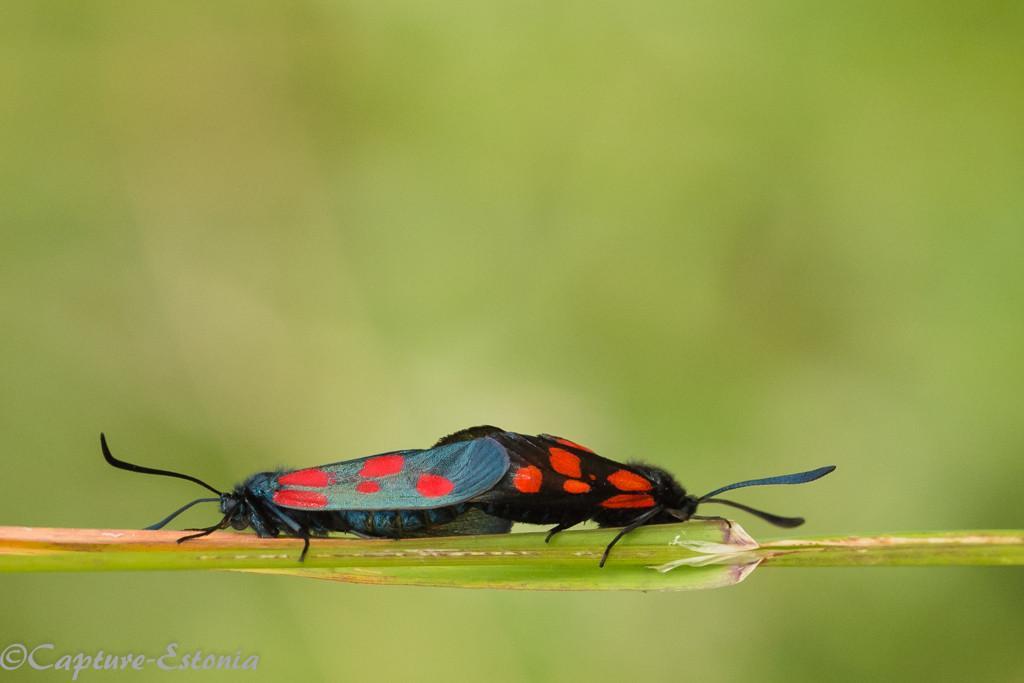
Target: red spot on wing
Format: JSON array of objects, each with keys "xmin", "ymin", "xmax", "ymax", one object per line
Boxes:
[
  {"xmin": 278, "ymin": 468, "xmax": 334, "ymax": 488},
  {"xmin": 416, "ymin": 473, "xmax": 454, "ymax": 498},
  {"xmin": 273, "ymin": 490, "xmax": 328, "ymax": 509},
  {"xmin": 555, "ymin": 437, "xmax": 594, "ymax": 453},
  {"xmin": 600, "ymin": 494, "xmax": 656, "ymax": 509},
  {"xmin": 548, "ymin": 448, "xmax": 582, "ymax": 478},
  {"xmin": 513, "ymin": 466, "xmax": 543, "ymax": 493},
  {"xmin": 359, "ymin": 454, "xmax": 404, "ymax": 478},
  {"xmin": 563, "ymin": 480, "xmax": 591, "ymax": 494},
  {"xmin": 607, "ymin": 469, "xmax": 653, "ymax": 492},
  {"xmin": 356, "ymin": 481, "xmax": 381, "ymax": 494}
]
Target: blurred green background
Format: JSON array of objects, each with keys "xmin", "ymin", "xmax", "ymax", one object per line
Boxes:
[{"xmin": 2, "ymin": 2, "xmax": 1022, "ymax": 681}]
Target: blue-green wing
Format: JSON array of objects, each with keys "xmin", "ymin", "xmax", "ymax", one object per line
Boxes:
[{"xmin": 271, "ymin": 437, "xmax": 510, "ymax": 511}]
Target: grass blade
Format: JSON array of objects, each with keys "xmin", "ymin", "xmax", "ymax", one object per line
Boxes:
[{"xmin": 0, "ymin": 524, "xmax": 1019, "ymax": 592}]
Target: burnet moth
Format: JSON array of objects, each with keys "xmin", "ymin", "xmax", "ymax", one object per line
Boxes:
[
  {"xmin": 457, "ymin": 427, "xmax": 835, "ymax": 566},
  {"xmin": 101, "ymin": 432, "xmax": 513, "ymax": 561},
  {"xmin": 102, "ymin": 425, "xmax": 835, "ymax": 565}
]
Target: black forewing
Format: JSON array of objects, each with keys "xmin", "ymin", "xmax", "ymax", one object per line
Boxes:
[{"xmin": 471, "ymin": 432, "xmax": 655, "ymax": 510}]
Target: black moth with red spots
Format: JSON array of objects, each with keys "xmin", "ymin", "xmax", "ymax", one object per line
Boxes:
[
  {"xmin": 100, "ymin": 426, "xmax": 834, "ymax": 566},
  {"xmin": 445, "ymin": 427, "xmax": 834, "ymax": 565}
]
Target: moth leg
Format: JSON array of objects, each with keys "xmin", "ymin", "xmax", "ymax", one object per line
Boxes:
[
  {"xmin": 599, "ymin": 506, "xmax": 664, "ymax": 568},
  {"xmin": 177, "ymin": 515, "xmax": 230, "ymax": 544},
  {"xmin": 545, "ymin": 519, "xmax": 585, "ymax": 543},
  {"xmin": 303, "ymin": 515, "xmax": 332, "ymax": 537},
  {"xmin": 261, "ymin": 513, "xmax": 312, "ymax": 561},
  {"xmin": 176, "ymin": 528, "xmax": 218, "ymax": 543},
  {"xmin": 248, "ymin": 508, "xmax": 278, "ymax": 537},
  {"xmin": 266, "ymin": 505, "xmax": 304, "ymax": 535},
  {"xmin": 260, "ymin": 507, "xmax": 313, "ymax": 561}
]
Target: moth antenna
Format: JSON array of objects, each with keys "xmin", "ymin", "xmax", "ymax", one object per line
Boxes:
[
  {"xmin": 699, "ymin": 497, "xmax": 805, "ymax": 528},
  {"xmin": 699, "ymin": 465, "xmax": 835, "ymax": 501},
  {"xmin": 101, "ymin": 433, "xmax": 223, "ymax": 496},
  {"xmin": 145, "ymin": 497, "xmax": 221, "ymax": 530}
]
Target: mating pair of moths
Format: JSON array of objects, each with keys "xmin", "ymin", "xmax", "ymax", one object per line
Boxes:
[{"xmin": 103, "ymin": 425, "xmax": 835, "ymax": 566}]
